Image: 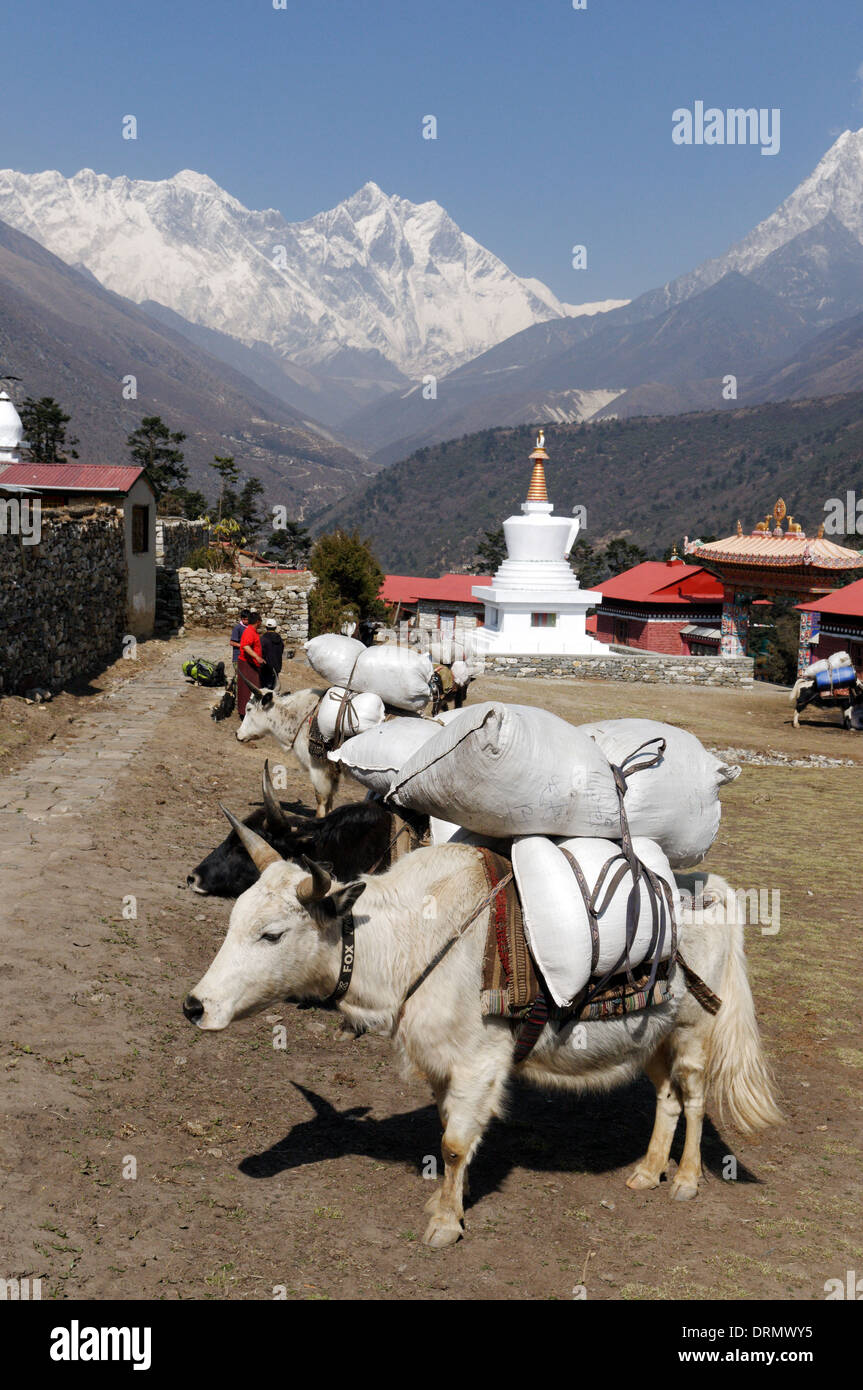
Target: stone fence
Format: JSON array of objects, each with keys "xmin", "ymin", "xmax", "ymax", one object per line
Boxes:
[
  {"xmin": 155, "ymin": 517, "xmax": 209, "ymax": 568},
  {"xmin": 173, "ymin": 567, "xmax": 314, "ymax": 644},
  {"xmin": 0, "ymin": 503, "xmax": 127, "ymax": 695},
  {"xmin": 482, "ymin": 649, "xmax": 754, "ymax": 686}
]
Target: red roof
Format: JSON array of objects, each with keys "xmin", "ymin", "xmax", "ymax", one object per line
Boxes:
[
  {"xmin": 0, "ymin": 462, "xmax": 147, "ymax": 493},
  {"xmin": 381, "ymin": 573, "xmax": 492, "ymax": 606},
  {"xmin": 596, "ymin": 561, "xmax": 724, "ymax": 605},
  {"xmin": 796, "ymin": 577, "xmax": 863, "ymax": 619}
]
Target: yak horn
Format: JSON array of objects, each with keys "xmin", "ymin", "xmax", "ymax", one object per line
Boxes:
[
  {"xmin": 296, "ymin": 854, "xmax": 332, "ymax": 906},
  {"xmin": 245, "ymin": 675, "xmax": 266, "ymax": 698},
  {"xmin": 261, "ymin": 760, "xmax": 287, "ymax": 828},
  {"xmin": 220, "ymin": 804, "xmax": 283, "ymax": 873}
]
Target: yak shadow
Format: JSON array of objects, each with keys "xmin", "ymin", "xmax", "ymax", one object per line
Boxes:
[{"xmin": 239, "ymin": 1080, "xmax": 763, "ymax": 1206}]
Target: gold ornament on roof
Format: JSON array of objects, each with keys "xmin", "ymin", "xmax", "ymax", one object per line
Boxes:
[
  {"xmin": 527, "ymin": 427, "xmax": 549, "ymax": 501},
  {"xmin": 774, "ymin": 499, "xmax": 787, "ymax": 523},
  {"xmin": 736, "ymin": 520, "xmax": 743, "ymax": 536}
]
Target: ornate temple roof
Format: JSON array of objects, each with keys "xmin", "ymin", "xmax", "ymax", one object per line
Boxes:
[{"xmin": 689, "ymin": 498, "xmax": 863, "ymax": 572}]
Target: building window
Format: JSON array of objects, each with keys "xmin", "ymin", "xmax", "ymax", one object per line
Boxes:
[
  {"xmin": 531, "ymin": 612, "xmax": 557, "ymax": 627},
  {"xmin": 131, "ymin": 505, "xmax": 149, "ymax": 554}
]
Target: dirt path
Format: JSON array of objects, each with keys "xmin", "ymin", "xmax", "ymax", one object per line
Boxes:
[{"xmin": 1, "ymin": 643, "xmax": 862, "ymax": 1301}]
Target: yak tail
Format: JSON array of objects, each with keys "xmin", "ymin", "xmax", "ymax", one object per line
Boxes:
[
  {"xmin": 788, "ymin": 677, "xmax": 806, "ymax": 705},
  {"xmin": 705, "ymin": 918, "xmax": 782, "ymax": 1134}
]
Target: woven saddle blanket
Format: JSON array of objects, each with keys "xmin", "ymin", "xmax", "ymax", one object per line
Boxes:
[{"xmin": 477, "ymin": 847, "xmax": 672, "ymax": 1023}]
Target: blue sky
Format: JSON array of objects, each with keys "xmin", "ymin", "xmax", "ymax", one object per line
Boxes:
[{"xmin": 5, "ymin": 0, "xmax": 863, "ymax": 301}]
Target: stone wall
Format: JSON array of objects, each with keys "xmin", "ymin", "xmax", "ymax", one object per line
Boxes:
[
  {"xmin": 0, "ymin": 503, "xmax": 127, "ymax": 695},
  {"xmin": 175, "ymin": 567, "xmax": 314, "ymax": 643},
  {"xmin": 482, "ymin": 649, "xmax": 754, "ymax": 686},
  {"xmin": 155, "ymin": 518, "xmax": 209, "ymax": 568}
]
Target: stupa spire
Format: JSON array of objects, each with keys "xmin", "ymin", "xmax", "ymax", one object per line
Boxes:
[{"xmin": 526, "ymin": 429, "xmax": 549, "ymax": 503}]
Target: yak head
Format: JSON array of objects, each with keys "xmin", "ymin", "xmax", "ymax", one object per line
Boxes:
[{"xmin": 183, "ymin": 808, "xmax": 365, "ymax": 1031}]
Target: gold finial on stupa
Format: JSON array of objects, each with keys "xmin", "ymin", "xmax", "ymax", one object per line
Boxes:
[{"xmin": 526, "ymin": 428, "xmax": 549, "ymax": 502}]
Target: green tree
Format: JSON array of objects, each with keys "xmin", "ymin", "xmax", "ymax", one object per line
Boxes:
[
  {"xmin": 20, "ymin": 396, "xmax": 79, "ymax": 462},
  {"xmin": 127, "ymin": 416, "xmax": 187, "ymax": 499},
  {"xmin": 236, "ymin": 476, "xmax": 265, "ymax": 543},
  {"xmin": 210, "ymin": 454, "xmax": 240, "ymax": 522},
  {"xmin": 157, "ymin": 485, "xmax": 208, "ymax": 519},
  {"xmin": 602, "ymin": 536, "xmax": 648, "ymax": 577},
  {"xmin": 570, "ymin": 537, "xmax": 604, "ymax": 588},
  {"xmin": 308, "ymin": 529, "xmax": 386, "ymax": 636},
  {"xmin": 264, "ymin": 519, "xmax": 312, "ymax": 568},
  {"xmin": 472, "ymin": 526, "xmax": 506, "ymax": 573}
]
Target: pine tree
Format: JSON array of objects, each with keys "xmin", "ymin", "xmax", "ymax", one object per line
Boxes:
[
  {"xmin": 308, "ymin": 530, "xmax": 386, "ymax": 636},
  {"xmin": 20, "ymin": 397, "xmax": 79, "ymax": 463},
  {"xmin": 127, "ymin": 417, "xmax": 187, "ymax": 499},
  {"xmin": 472, "ymin": 527, "xmax": 506, "ymax": 573},
  {"xmin": 264, "ymin": 518, "xmax": 312, "ymax": 568},
  {"xmin": 210, "ymin": 454, "xmax": 240, "ymax": 522}
]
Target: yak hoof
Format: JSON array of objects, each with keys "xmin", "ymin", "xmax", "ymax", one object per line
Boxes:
[
  {"xmin": 423, "ymin": 1212, "xmax": 464, "ymax": 1249},
  {"xmin": 626, "ymin": 1167, "xmax": 662, "ymax": 1192},
  {"xmin": 669, "ymin": 1175, "xmax": 699, "ymax": 1201}
]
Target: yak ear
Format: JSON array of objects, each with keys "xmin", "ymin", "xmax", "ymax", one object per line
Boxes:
[
  {"xmin": 261, "ymin": 690, "xmax": 275, "ymax": 709},
  {"xmin": 316, "ymin": 881, "xmax": 366, "ymax": 923}
]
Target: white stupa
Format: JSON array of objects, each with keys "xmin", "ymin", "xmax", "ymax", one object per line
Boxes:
[
  {"xmin": 0, "ymin": 390, "xmax": 24, "ymax": 463},
  {"xmin": 472, "ymin": 431, "xmax": 604, "ymax": 655}
]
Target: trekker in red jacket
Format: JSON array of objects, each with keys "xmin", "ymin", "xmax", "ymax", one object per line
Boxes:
[{"xmin": 237, "ymin": 611, "xmax": 265, "ymax": 718}]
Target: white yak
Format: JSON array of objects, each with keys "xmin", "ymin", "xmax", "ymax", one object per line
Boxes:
[{"xmin": 184, "ymin": 820, "xmax": 781, "ymax": 1248}]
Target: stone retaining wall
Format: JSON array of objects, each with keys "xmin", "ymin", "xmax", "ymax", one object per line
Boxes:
[
  {"xmin": 155, "ymin": 518, "xmax": 209, "ymax": 568},
  {"xmin": 0, "ymin": 503, "xmax": 127, "ymax": 695},
  {"xmin": 174, "ymin": 568, "xmax": 314, "ymax": 643},
  {"xmin": 483, "ymin": 650, "xmax": 754, "ymax": 686}
]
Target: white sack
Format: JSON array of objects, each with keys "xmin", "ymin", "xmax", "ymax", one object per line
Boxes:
[
  {"xmin": 304, "ymin": 634, "xmax": 365, "ymax": 687},
  {"xmin": 329, "ymin": 717, "xmax": 443, "ymax": 795},
  {"xmin": 306, "ymin": 635, "xmax": 433, "ymax": 711},
  {"xmin": 577, "ymin": 718, "xmax": 740, "ymax": 868},
  {"xmin": 803, "ymin": 650, "xmax": 851, "ymax": 679},
  {"xmin": 316, "ymin": 686, "xmax": 386, "ymax": 742},
  {"xmin": 512, "ymin": 835, "xmax": 676, "ymax": 1009},
  {"xmin": 428, "ymin": 816, "xmax": 511, "ymax": 855},
  {"xmin": 352, "ymin": 646, "xmax": 434, "ymax": 712},
  {"xmin": 388, "ymin": 703, "xmax": 622, "ymax": 838}
]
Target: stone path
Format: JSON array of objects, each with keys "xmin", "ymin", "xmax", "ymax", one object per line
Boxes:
[{"xmin": 0, "ymin": 639, "xmax": 224, "ymax": 837}]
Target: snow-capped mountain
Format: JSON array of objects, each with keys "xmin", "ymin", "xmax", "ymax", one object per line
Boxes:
[
  {"xmin": 637, "ymin": 127, "xmax": 863, "ymax": 320},
  {"xmin": 0, "ymin": 168, "xmax": 577, "ymax": 379}
]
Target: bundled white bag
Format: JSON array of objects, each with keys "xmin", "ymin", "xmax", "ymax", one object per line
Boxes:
[
  {"xmin": 803, "ymin": 650, "xmax": 851, "ymax": 679},
  {"xmin": 352, "ymin": 646, "xmax": 434, "ymax": 713},
  {"xmin": 577, "ymin": 718, "xmax": 740, "ymax": 867},
  {"xmin": 388, "ymin": 703, "xmax": 622, "ymax": 838},
  {"xmin": 329, "ymin": 717, "xmax": 444, "ymax": 795},
  {"xmin": 512, "ymin": 835, "xmax": 676, "ymax": 1009},
  {"xmin": 305, "ymin": 634, "xmax": 433, "ymax": 713},
  {"xmin": 428, "ymin": 817, "xmax": 511, "ymax": 854},
  {"xmin": 304, "ymin": 634, "xmax": 365, "ymax": 687},
  {"xmin": 316, "ymin": 686, "xmax": 385, "ymax": 743}
]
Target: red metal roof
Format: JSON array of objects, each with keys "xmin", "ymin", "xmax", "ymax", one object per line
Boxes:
[
  {"xmin": 595, "ymin": 561, "xmax": 724, "ymax": 605},
  {"xmin": 796, "ymin": 577, "xmax": 863, "ymax": 618},
  {"xmin": 381, "ymin": 573, "xmax": 492, "ymax": 606},
  {"xmin": 0, "ymin": 463, "xmax": 147, "ymax": 493}
]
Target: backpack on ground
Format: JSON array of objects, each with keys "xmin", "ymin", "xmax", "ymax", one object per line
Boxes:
[{"xmin": 182, "ymin": 657, "xmax": 226, "ymax": 688}]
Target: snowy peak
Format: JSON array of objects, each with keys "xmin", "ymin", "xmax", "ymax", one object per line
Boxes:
[
  {"xmin": 0, "ymin": 167, "xmax": 573, "ymax": 379},
  {"xmin": 647, "ymin": 126, "xmax": 863, "ymax": 315}
]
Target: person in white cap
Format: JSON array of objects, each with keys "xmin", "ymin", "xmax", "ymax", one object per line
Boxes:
[{"xmin": 260, "ymin": 617, "xmax": 285, "ymax": 689}]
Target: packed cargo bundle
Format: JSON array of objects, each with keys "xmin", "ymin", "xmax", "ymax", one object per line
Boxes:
[
  {"xmin": 387, "ymin": 704, "xmax": 738, "ymax": 865},
  {"xmin": 305, "ymin": 633, "xmax": 433, "ymax": 712},
  {"xmin": 803, "ymin": 650, "xmax": 851, "ymax": 679},
  {"xmin": 576, "ymin": 718, "xmax": 740, "ymax": 867},
  {"xmin": 304, "ymin": 634, "xmax": 365, "ymax": 687},
  {"xmin": 512, "ymin": 834, "xmax": 677, "ymax": 1008},
  {"xmin": 328, "ymin": 716, "xmax": 445, "ymax": 795},
  {"xmin": 814, "ymin": 664, "xmax": 856, "ymax": 691},
  {"xmin": 387, "ymin": 703, "xmax": 622, "ymax": 839},
  {"xmin": 316, "ymin": 686, "xmax": 386, "ymax": 743}
]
